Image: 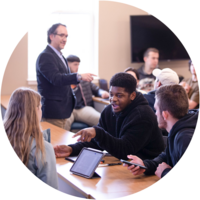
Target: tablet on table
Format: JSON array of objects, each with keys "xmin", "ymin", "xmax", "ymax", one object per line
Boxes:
[{"xmin": 70, "ymin": 147, "xmax": 105, "ymax": 179}]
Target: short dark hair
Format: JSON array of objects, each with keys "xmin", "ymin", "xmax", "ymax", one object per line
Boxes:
[
  {"xmin": 124, "ymin": 67, "xmax": 140, "ymax": 80},
  {"xmin": 155, "ymin": 85, "xmax": 188, "ymax": 119},
  {"xmin": 66, "ymin": 55, "xmax": 81, "ymax": 63},
  {"xmin": 110, "ymin": 72, "xmax": 137, "ymax": 94},
  {"xmin": 47, "ymin": 23, "xmax": 66, "ymax": 44},
  {"xmin": 143, "ymin": 48, "xmax": 159, "ymax": 57}
]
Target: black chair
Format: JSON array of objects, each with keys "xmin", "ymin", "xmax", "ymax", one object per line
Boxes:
[
  {"xmin": 99, "ymin": 79, "xmax": 109, "ymax": 92},
  {"xmin": 1, "ymin": 105, "xmax": 6, "ymax": 120},
  {"xmin": 70, "ymin": 121, "xmax": 89, "ymax": 132}
]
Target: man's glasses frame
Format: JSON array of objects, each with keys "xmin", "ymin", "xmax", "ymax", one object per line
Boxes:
[{"xmin": 54, "ymin": 33, "xmax": 68, "ymax": 39}]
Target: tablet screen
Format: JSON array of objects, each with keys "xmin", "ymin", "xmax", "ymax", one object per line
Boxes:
[{"xmin": 70, "ymin": 148, "xmax": 103, "ymax": 178}]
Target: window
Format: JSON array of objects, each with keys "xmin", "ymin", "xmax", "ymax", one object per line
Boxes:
[{"xmin": 28, "ymin": 1, "xmax": 99, "ymax": 83}]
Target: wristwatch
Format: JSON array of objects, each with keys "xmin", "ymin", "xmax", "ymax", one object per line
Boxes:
[{"xmin": 77, "ymin": 74, "xmax": 82, "ymax": 81}]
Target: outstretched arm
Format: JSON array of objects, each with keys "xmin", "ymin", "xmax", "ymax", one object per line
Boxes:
[{"xmin": 73, "ymin": 121, "xmax": 156, "ymax": 160}]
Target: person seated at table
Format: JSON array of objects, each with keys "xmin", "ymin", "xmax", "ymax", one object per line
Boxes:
[
  {"xmin": 179, "ymin": 60, "xmax": 199, "ymax": 109},
  {"xmin": 124, "ymin": 67, "xmax": 140, "ymax": 86},
  {"xmin": 66, "ymin": 55, "xmax": 109, "ymax": 128},
  {"xmin": 123, "ymin": 85, "xmax": 198, "ymax": 179},
  {"xmin": 124, "ymin": 67, "xmax": 147, "ymax": 94},
  {"xmin": 54, "ymin": 72, "xmax": 165, "ymax": 160},
  {"xmin": 144, "ymin": 68, "xmax": 179, "ymax": 113},
  {"xmin": 4, "ymin": 88, "xmax": 58, "ymax": 189}
]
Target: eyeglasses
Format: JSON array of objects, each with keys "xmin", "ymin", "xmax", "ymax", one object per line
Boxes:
[{"xmin": 54, "ymin": 33, "xmax": 68, "ymax": 38}]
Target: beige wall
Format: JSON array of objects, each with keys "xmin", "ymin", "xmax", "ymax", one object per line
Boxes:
[
  {"xmin": 1, "ymin": 1, "xmax": 191, "ymax": 95},
  {"xmin": 99, "ymin": 1, "xmax": 190, "ymax": 86},
  {"xmin": 1, "ymin": 33, "xmax": 37, "ymax": 95},
  {"xmin": 99, "ymin": 1, "xmax": 146, "ymax": 82}
]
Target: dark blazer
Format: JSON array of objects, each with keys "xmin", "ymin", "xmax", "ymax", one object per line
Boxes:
[{"xmin": 36, "ymin": 45, "xmax": 79, "ymax": 119}]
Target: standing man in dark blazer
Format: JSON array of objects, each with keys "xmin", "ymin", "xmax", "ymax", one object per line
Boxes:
[{"xmin": 36, "ymin": 23, "xmax": 95, "ymax": 130}]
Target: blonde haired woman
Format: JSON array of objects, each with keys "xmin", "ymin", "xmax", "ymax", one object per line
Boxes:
[{"xmin": 4, "ymin": 87, "xmax": 58, "ymax": 189}]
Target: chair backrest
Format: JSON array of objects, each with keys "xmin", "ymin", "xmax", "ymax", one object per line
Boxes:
[
  {"xmin": 99, "ymin": 79, "xmax": 109, "ymax": 92},
  {"xmin": 71, "ymin": 121, "xmax": 89, "ymax": 131},
  {"xmin": 1, "ymin": 105, "xmax": 6, "ymax": 120}
]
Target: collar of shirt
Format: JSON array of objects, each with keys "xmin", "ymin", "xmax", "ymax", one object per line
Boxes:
[
  {"xmin": 48, "ymin": 44, "xmax": 62, "ymax": 57},
  {"xmin": 48, "ymin": 44, "xmax": 67, "ymax": 68}
]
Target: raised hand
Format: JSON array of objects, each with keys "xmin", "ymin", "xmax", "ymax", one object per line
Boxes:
[{"xmin": 81, "ymin": 73, "xmax": 96, "ymax": 82}]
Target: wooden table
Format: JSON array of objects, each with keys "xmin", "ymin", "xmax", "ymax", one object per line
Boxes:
[
  {"xmin": 92, "ymin": 96, "xmax": 110, "ymax": 105},
  {"xmin": 1, "ymin": 95, "xmax": 159, "ymax": 199},
  {"xmin": 41, "ymin": 122, "xmax": 159, "ymax": 199},
  {"xmin": 1, "ymin": 95, "xmax": 109, "ymax": 113}
]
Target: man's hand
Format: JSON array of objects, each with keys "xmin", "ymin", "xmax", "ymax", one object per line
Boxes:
[
  {"xmin": 155, "ymin": 162, "xmax": 172, "ymax": 178},
  {"xmin": 80, "ymin": 73, "xmax": 96, "ymax": 82},
  {"xmin": 123, "ymin": 155, "xmax": 146, "ymax": 175},
  {"xmin": 72, "ymin": 127, "xmax": 96, "ymax": 142},
  {"xmin": 101, "ymin": 91, "xmax": 109, "ymax": 99},
  {"xmin": 54, "ymin": 145, "xmax": 72, "ymax": 158}
]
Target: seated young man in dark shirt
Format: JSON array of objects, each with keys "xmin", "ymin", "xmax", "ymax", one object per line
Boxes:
[
  {"xmin": 65, "ymin": 55, "xmax": 109, "ymax": 129},
  {"xmin": 54, "ymin": 73, "xmax": 165, "ymax": 160},
  {"xmin": 123, "ymin": 84, "xmax": 198, "ymax": 178}
]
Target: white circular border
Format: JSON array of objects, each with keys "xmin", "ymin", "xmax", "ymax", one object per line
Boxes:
[{"xmin": 0, "ymin": 0, "xmax": 199, "ymax": 200}]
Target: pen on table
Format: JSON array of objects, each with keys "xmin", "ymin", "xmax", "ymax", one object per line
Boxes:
[{"xmin": 99, "ymin": 163, "xmax": 122, "ymax": 167}]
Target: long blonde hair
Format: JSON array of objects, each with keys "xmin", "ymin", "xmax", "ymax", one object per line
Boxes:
[{"xmin": 4, "ymin": 87, "xmax": 45, "ymax": 166}]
